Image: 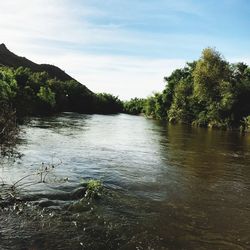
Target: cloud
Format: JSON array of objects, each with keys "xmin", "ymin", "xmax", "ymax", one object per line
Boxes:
[
  {"xmin": 0, "ymin": 0, "xmax": 206, "ymax": 52},
  {"xmin": 0, "ymin": 0, "xmax": 109, "ymax": 46},
  {"xmin": 25, "ymin": 51, "xmax": 185, "ymax": 100},
  {"xmin": 2, "ymin": 0, "xmax": 248, "ymax": 100},
  {"xmin": 0, "ymin": 0, "xmax": 189, "ymax": 99},
  {"xmin": 229, "ymin": 57, "xmax": 250, "ymax": 66}
]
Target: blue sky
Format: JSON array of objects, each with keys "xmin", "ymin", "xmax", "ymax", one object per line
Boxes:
[{"xmin": 0, "ymin": 0, "xmax": 250, "ymax": 99}]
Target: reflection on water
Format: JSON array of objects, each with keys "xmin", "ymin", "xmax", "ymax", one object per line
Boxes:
[{"xmin": 0, "ymin": 113, "xmax": 250, "ymax": 249}]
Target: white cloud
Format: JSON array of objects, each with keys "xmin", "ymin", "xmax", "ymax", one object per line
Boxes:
[
  {"xmin": 2, "ymin": 1, "xmax": 248, "ymax": 100},
  {"xmin": 26, "ymin": 52, "xmax": 185, "ymax": 100},
  {"xmin": 229, "ymin": 57, "xmax": 250, "ymax": 65},
  {"xmin": 0, "ymin": 0, "xmax": 187, "ymax": 99}
]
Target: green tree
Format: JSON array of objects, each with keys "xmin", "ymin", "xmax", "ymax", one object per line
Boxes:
[
  {"xmin": 94, "ymin": 93, "xmax": 123, "ymax": 114},
  {"xmin": 0, "ymin": 67, "xmax": 18, "ymax": 148},
  {"xmin": 192, "ymin": 48, "xmax": 233, "ymax": 127},
  {"xmin": 0, "ymin": 67, "xmax": 17, "ymax": 101},
  {"xmin": 36, "ymin": 86, "xmax": 56, "ymax": 114},
  {"xmin": 144, "ymin": 95, "xmax": 156, "ymax": 118},
  {"xmin": 230, "ymin": 63, "xmax": 250, "ymax": 126},
  {"xmin": 37, "ymin": 86, "xmax": 56, "ymax": 107},
  {"xmin": 168, "ymin": 79, "xmax": 194, "ymax": 123},
  {"xmin": 123, "ymin": 98, "xmax": 145, "ymax": 115}
]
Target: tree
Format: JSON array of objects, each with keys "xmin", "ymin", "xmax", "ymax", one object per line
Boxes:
[
  {"xmin": 94, "ymin": 93, "xmax": 123, "ymax": 114},
  {"xmin": 168, "ymin": 79, "xmax": 194, "ymax": 123},
  {"xmin": 123, "ymin": 98, "xmax": 145, "ymax": 115},
  {"xmin": 192, "ymin": 48, "xmax": 233, "ymax": 127},
  {"xmin": 37, "ymin": 86, "xmax": 56, "ymax": 106},
  {"xmin": 144, "ymin": 95, "xmax": 156, "ymax": 118},
  {"xmin": 163, "ymin": 62, "xmax": 196, "ymax": 111},
  {"xmin": 0, "ymin": 67, "xmax": 17, "ymax": 102},
  {"xmin": 230, "ymin": 63, "xmax": 250, "ymax": 126},
  {"xmin": 0, "ymin": 68, "xmax": 18, "ymax": 150}
]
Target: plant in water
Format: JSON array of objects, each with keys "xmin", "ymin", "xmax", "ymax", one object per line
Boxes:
[
  {"xmin": 38, "ymin": 161, "xmax": 58, "ymax": 183},
  {"xmin": 0, "ymin": 158, "xmax": 64, "ymax": 204},
  {"xmin": 85, "ymin": 179, "xmax": 103, "ymax": 199}
]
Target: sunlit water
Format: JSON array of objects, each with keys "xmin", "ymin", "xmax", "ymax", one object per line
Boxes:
[{"xmin": 1, "ymin": 113, "xmax": 250, "ymax": 249}]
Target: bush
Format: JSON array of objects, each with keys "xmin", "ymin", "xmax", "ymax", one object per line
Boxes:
[
  {"xmin": 0, "ymin": 103, "xmax": 18, "ymax": 155},
  {"xmin": 241, "ymin": 116, "xmax": 250, "ymax": 132},
  {"xmin": 85, "ymin": 179, "xmax": 103, "ymax": 199}
]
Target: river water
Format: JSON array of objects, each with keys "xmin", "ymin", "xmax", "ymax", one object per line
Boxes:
[{"xmin": 0, "ymin": 113, "xmax": 250, "ymax": 250}]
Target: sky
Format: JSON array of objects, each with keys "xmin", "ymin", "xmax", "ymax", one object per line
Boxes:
[{"xmin": 0, "ymin": 0, "xmax": 250, "ymax": 100}]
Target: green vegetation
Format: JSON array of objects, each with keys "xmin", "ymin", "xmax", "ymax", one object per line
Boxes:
[
  {"xmin": 241, "ymin": 116, "xmax": 250, "ymax": 132},
  {"xmin": 125, "ymin": 48, "xmax": 250, "ymax": 130},
  {"xmin": 93, "ymin": 93, "xmax": 123, "ymax": 114},
  {"xmin": 0, "ymin": 66, "xmax": 18, "ymax": 152},
  {"xmin": 85, "ymin": 179, "xmax": 103, "ymax": 199},
  {"xmin": 0, "ymin": 103, "xmax": 18, "ymax": 156},
  {"xmin": 0, "ymin": 66, "xmax": 123, "ymax": 117},
  {"xmin": 1, "ymin": 44, "xmax": 250, "ymax": 138},
  {"xmin": 123, "ymin": 98, "xmax": 145, "ymax": 115}
]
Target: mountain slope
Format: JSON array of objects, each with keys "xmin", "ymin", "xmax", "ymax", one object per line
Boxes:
[{"xmin": 0, "ymin": 43, "xmax": 73, "ymax": 82}]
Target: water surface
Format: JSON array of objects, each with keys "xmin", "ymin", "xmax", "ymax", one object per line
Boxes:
[{"xmin": 1, "ymin": 113, "xmax": 250, "ymax": 249}]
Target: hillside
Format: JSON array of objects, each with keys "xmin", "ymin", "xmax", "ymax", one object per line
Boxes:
[
  {"xmin": 0, "ymin": 44, "xmax": 123, "ymax": 116},
  {"xmin": 0, "ymin": 43, "xmax": 73, "ymax": 82}
]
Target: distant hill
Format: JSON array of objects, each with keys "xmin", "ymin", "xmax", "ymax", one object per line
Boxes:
[
  {"xmin": 0, "ymin": 43, "xmax": 73, "ymax": 82},
  {"xmin": 0, "ymin": 43, "xmax": 124, "ymax": 115}
]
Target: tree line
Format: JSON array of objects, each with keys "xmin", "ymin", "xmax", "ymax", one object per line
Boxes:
[
  {"xmin": 1, "ymin": 46, "xmax": 250, "ymax": 147},
  {"xmin": 124, "ymin": 48, "xmax": 250, "ymax": 130},
  {"xmin": 0, "ymin": 66, "xmax": 123, "ymax": 117}
]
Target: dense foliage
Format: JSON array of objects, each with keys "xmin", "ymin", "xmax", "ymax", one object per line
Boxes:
[
  {"xmin": 125, "ymin": 48, "xmax": 250, "ymax": 129},
  {"xmin": 123, "ymin": 98, "xmax": 145, "ymax": 115},
  {"xmin": 0, "ymin": 66, "xmax": 123, "ymax": 117},
  {"xmin": 2, "ymin": 47, "xmax": 250, "ymax": 135},
  {"xmin": 0, "ymin": 102, "xmax": 18, "ymax": 151}
]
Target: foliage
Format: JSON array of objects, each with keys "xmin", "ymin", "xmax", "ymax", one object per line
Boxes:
[
  {"xmin": 85, "ymin": 179, "xmax": 103, "ymax": 199},
  {"xmin": 2, "ymin": 47, "xmax": 250, "ymax": 130},
  {"xmin": 125, "ymin": 48, "xmax": 250, "ymax": 129},
  {"xmin": 0, "ymin": 68, "xmax": 18, "ymax": 153},
  {"xmin": 0, "ymin": 103, "xmax": 18, "ymax": 155},
  {"xmin": 37, "ymin": 86, "xmax": 56, "ymax": 110},
  {"xmin": 167, "ymin": 79, "xmax": 194, "ymax": 123},
  {"xmin": 144, "ymin": 95, "xmax": 157, "ymax": 118},
  {"xmin": 0, "ymin": 67, "xmax": 17, "ymax": 101},
  {"xmin": 241, "ymin": 116, "xmax": 250, "ymax": 132},
  {"xmin": 192, "ymin": 48, "xmax": 233, "ymax": 127},
  {"xmin": 94, "ymin": 93, "xmax": 123, "ymax": 114},
  {"xmin": 0, "ymin": 66, "xmax": 123, "ymax": 117},
  {"xmin": 123, "ymin": 98, "xmax": 145, "ymax": 115}
]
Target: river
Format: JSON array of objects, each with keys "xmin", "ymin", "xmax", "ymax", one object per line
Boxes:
[{"xmin": 0, "ymin": 113, "xmax": 250, "ymax": 250}]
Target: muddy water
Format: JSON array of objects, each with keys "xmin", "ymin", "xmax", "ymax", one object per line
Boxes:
[{"xmin": 0, "ymin": 113, "xmax": 250, "ymax": 250}]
